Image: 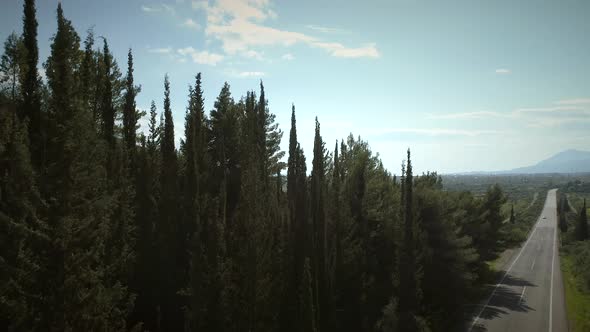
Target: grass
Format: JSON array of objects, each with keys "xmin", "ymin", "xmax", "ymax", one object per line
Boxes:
[{"xmin": 561, "ymin": 254, "xmax": 590, "ymax": 332}]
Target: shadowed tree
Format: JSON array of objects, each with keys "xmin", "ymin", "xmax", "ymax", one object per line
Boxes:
[
  {"xmin": 21, "ymin": 0, "xmax": 42, "ymax": 168},
  {"xmin": 575, "ymin": 199, "xmax": 588, "ymax": 241}
]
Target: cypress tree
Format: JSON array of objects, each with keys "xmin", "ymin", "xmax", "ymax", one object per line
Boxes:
[
  {"xmin": 280, "ymin": 105, "xmax": 301, "ymax": 332},
  {"xmin": 287, "ymin": 105, "xmax": 297, "ymax": 222},
  {"xmin": 184, "ymin": 73, "xmax": 208, "ymax": 330},
  {"xmin": 130, "ymin": 101, "xmax": 160, "ymax": 331},
  {"xmin": 257, "ymin": 81, "xmax": 285, "ymax": 185},
  {"xmin": 79, "ymin": 29, "xmax": 95, "ymax": 113},
  {"xmin": 575, "ymin": 199, "xmax": 588, "ymax": 241},
  {"xmin": 398, "ymin": 149, "xmax": 420, "ymax": 332},
  {"xmin": 123, "ymin": 48, "xmax": 137, "ymax": 158},
  {"xmin": 301, "ymin": 258, "xmax": 318, "ymax": 332},
  {"xmin": 21, "ymin": 0, "xmax": 42, "ymax": 167},
  {"xmin": 157, "ymin": 74, "xmax": 182, "ymax": 331},
  {"xmin": 100, "ymin": 38, "xmax": 115, "ymax": 148},
  {"xmin": 509, "ymin": 204, "xmax": 515, "ymax": 224},
  {"xmin": 311, "ymin": 117, "xmax": 328, "ymax": 331}
]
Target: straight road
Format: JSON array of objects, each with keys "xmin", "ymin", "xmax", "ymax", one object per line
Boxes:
[{"xmin": 469, "ymin": 189, "xmax": 568, "ymax": 332}]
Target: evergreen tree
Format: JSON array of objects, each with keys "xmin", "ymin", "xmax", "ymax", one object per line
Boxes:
[
  {"xmin": 79, "ymin": 29, "xmax": 95, "ymax": 113},
  {"xmin": 300, "ymin": 258, "xmax": 318, "ymax": 332},
  {"xmin": 183, "ymin": 73, "xmax": 208, "ymax": 330},
  {"xmin": 280, "ymin": 104, "xmax": 299, "ymax": 332},
  {"xmin": 156, "ymin": 74, "xmax": 182, "ymax": 331},
  {"xmin": 509, "ymin": 204, "xmax": 515, "ymax": 224},
  {"xmin": 0, "ymin": 105, "xmax": 46, "ymax": 330},
  {"xmin": 99, "ymin": 38, "xmax": 115, "ymax": 148},
  {"xmin": 257, "ymin": 81, "xmax": 285, "ymax": 184},
  {"xmin": 397, "ymin": 149, "xmax": 422, "ymax": 332},
  {"xmin": 311, "ymin": 117, "xmax": 328, "ymax": 332},
  {"xmin": 0, "ymin": 32, "xmax": 23, "ymax": 102},
  {"xmin": 287, "ymin": 105, "xmax": 298, "ymax": 224},
  {"xmin": 415, "ymin": 173, "xmax": 478, "ymax": 331},
  {"xmin": 21, "ymin": 0, "xmax": 42, "ymax": 167},
  {"xmin": 130, "ymin": 102, "xmax": 160, "ymax": 331},
  {"xmin": 43, "ymin": 4, "xmax": 133, "ymax": 329},
  {"xmin": 123, "ymin": 48, "xmax": 138, "ymax": 158},
  {"xmin": 575, "ymin": 199, "xmax": 588, "ymax": 241}
]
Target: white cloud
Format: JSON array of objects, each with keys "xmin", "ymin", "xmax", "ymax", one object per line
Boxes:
[
  {"xmin": 192, "ymin": 0, "xmax": 208, "ymax": 10},
  {"xmin": 554, "ymin": 98, "xmax": 590, "ymax": 105},
  {"xmin": 177, "ymin": 47, "xmax": 224, "ymax": 65},
  {"xmin": 514, "ymin": 105, "xmax": 586, "ymax": 114},
  {"xmin": 182, "ymin": 18, "xmax": 201, "ymax": 29},
  {"xmin": 495, "ymin": 68, "xmax": 511, "ymax": 74},
  {"xmin": 141, "ymin": 4, "xmax": 175, "ymax": 14},
  {"xmin": 375, "ymin": 128, "xmax": 501, "ymax": 137},
  {"xmin": 148, "ymin": 47, "xmax": 173, "ymax": 54},
  {"xmin": 244, "ymin": 49, "xmax": 264, "ymax": 60},
  {"xmin": 432, "ymin": 98, "xmax": 590, "ymax": 129},
  {"xmin": 306, "ymin": 25, "xmax": 345, "ymax": 33},
  {"xmin": 526, "ymin": 116, "xmax": 590, "ymax": 128},
  {"xmin": 429, "ymin": 111, "xmax": 510, "ymax": 119},
  {"xmin": 199, "ymin": 0, "xmax": 379, "ymax": 59},
  {"xmin": 281, "ymin": 53, "xmax": 294, "ymax": 60},
  {"xmin": 311, "ymin": 42, "xmax": 380, "ymax": 58},
  {"xmin": 238, "ymin": 71, "xmax": 265, "ymax": 77}
]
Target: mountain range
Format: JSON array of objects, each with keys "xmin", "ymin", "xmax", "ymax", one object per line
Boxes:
[{"xmin": 455, "ymin": 149, "xmax": 590, "ymax": 174}]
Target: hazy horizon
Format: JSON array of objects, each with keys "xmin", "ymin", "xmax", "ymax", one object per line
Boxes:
[{"xmin": 1, "ymin": 0, "xmax": 589, "ymax": 174}]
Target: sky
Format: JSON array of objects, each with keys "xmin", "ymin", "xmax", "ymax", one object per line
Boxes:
[{"xmin": 1, "ymin": 0, "xmax": 589, "ymax": 174}]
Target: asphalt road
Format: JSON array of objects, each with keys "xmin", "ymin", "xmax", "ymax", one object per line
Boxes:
[{"xmin": 469, "ymin": 189, "xmax": 568, "ymax": 332}]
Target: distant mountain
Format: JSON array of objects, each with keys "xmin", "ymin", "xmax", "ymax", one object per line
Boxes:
[
  {"xmin": 505, "ymin": 149, "xmax": 590, "ymax": 174},
  {"xmin": 448, "ymin": 149, "xmax": 590, "ymax": 175}
]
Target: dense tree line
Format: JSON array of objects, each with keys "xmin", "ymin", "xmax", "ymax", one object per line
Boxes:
[
  {"xmin": 558, "ymin": 189, "xmax": 590, "ymax": 330},
  {"xmin": 1, "ymin": 2, "xmax": 509, "ymax": 331}
]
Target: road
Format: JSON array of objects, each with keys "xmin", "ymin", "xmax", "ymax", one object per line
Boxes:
[{"xmin": 469, "ymin": 189, "xmax": 568, "ymax": 332}]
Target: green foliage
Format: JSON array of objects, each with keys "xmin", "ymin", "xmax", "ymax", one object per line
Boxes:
[
  {"xmin": 575, "ymin": 199, "xmax": 588, "ymax": 241},
  {"xmin": 561, "ymin": 252, "xmax": 590, "ymax": 332},
  {"xmin": 0, "ymin": 32, "xmax": 24, "ymax": 102}
]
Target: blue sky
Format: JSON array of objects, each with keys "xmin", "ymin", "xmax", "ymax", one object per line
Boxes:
[{"xmin": 1, "ymin": 0, "xmax": 589, "ymax": 173}]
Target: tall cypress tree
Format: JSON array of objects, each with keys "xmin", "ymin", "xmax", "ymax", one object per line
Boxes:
[
  {"xmin": 21, "ymin": 0, "xmax": 42, "ymax": 168},
  {"xmin": 185, "ymin": 73, "xmax": 209, "ymax": 331},
  {"xmin": 131, "ymin": 101, "xmax": 160, "ymax": 331},
  {"xmin": 79, "ymin": 29, "xmax": 95, "ymax": 113},
  {"xmin": 100, "ymin": 38, "xmax": 115, "ymax": 148},
  {"xmin": 311, "ymin": 117, "xmax": 328, "ymax": 331},
  {"xmin": 398, "ymin": 149, "xmax": 420, "ymax": 332},
  {"xmin": 123, "ymin": 48, "xmax": 137, "ymax": 158},
  {"xmin": 575, "ymin": 199, "xmax": 588, "ymax": 241},
  {"xmin": 280, "ymin": 105, "xmax": 300, "ymax": 332},
  {"xmin": 157, "ymin": 74, "xmax": 182, "ymax": 331}
]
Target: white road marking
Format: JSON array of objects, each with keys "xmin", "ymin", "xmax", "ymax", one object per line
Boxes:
[
  {"xmin": 549, "ymin": 205, "xmax": 557, "ymax": 332},
  {"xmin": 468, "ymin": 217, "xmax": 542, "ymax": 331},
  {"xmin": 519, "ymin": 286, "xmax": 527, "ymax": 304},
  {"xmin": 531, "ymin": 257, "xmax": 536, "ymax": 270}
]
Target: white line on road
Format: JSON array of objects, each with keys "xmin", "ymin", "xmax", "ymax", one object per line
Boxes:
[
  {"xmin": 549, "ymin": 216, "xmax": 557, "ymax": 332},
  {"xmin": 519, "ymin": 286, "xmax": 527, "ymax": 304},
  {"xmin": 468, "ymin": 218, "xmax": 541, "ymax": 331},
  {"xmin": 531, "ymin": 257, "xmax": 536, "ymax": 270}
]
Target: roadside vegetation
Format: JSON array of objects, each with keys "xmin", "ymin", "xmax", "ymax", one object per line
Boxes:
[{"xmin": 558, "ymin": 181, "xmax": 590, "ymax": 331}]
